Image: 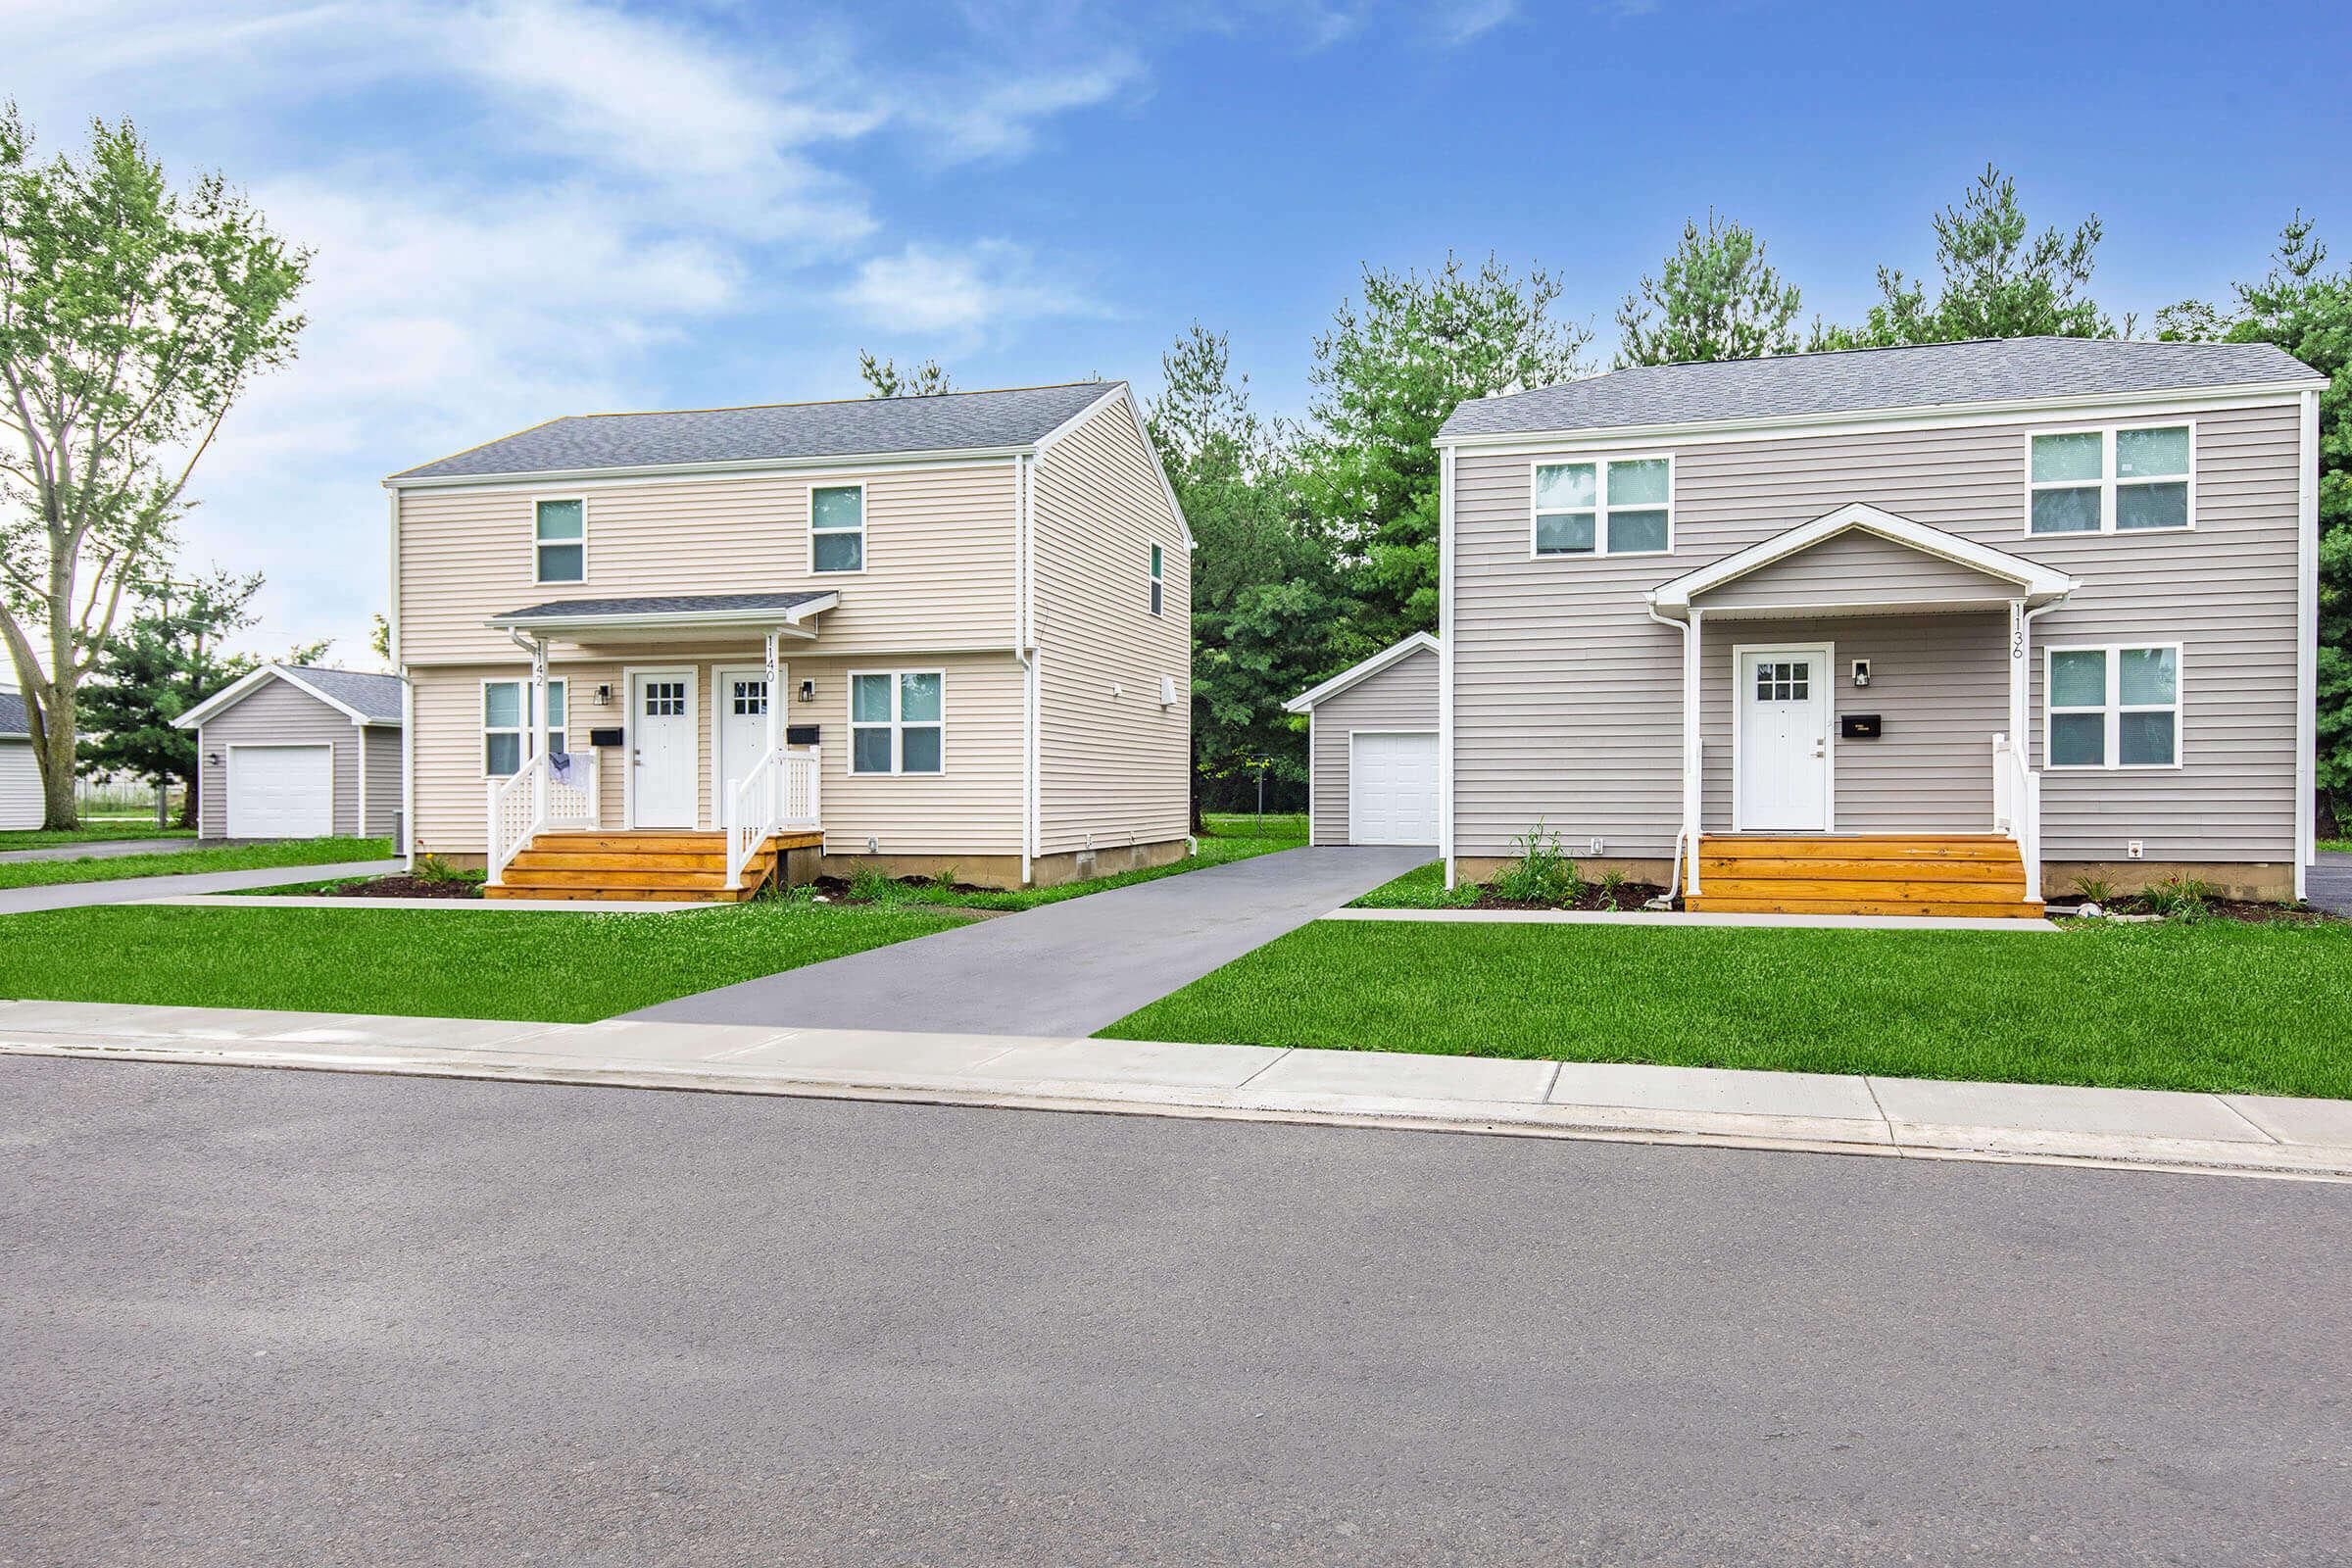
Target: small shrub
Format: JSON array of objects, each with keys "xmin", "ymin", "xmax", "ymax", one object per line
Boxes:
[
  {"xmin": 2070, "ymin": 874, "xmax": 2116, "ymax": 906},
  {"xmin": 1489, "ymin": 822, "xmax": 1584, "ymax": 906},
  {"xmin": 1597, "ymin": 868, "xmax": 1627, "ymax": 911},
  {"xmin": 2142, "ymin": 875, "xmax": 2214, "ymax": 921},
  {"xmin": 415, "ymin": 853, "xmax": 464, "ymax": 884},
  {"xmin": 847, "ymin": 864, "xmax": 903, "ymax": 905},
  {"xmin": 928, "ymin": 866, "xmax": 961, "ymax": 894}
]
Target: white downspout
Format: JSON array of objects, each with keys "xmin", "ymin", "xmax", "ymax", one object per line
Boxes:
[{"xmin": 1647, "ymin": 603, "xmax": 1699, "ymax": 900}]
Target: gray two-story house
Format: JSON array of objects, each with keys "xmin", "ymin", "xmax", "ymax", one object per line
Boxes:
[{"xmin": 1433, "ymin": 338, "xmax": 2327, "ymax": 914}]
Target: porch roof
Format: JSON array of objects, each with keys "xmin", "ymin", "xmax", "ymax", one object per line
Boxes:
[
  {"xmin": 485, "ymin": 590, "xmax": 839, "ymax": 641},
  {"xmin": 1648, "ymin": 504, "xmax": 2076, "ymax": 620}
]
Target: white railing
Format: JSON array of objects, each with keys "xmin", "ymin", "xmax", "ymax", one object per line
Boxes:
[
  {"xmin": 484, "ymin": 749, "xmax": 602, "ymax": 887},
  {"xmin": 724, "ymin": 746, "xmax": 821, "ymax": 890},
  {"xmin": 1991, "ymin": 732, "xmax": 2042, "ymax": 902}
]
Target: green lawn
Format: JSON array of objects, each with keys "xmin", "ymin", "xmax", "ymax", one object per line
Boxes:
[
  {"xmin": 2322, "ymin": 838, "xmax": 2352, "ymax": 856},
  {"xmin": 0, "ymin": 836, "xmax": 394, "ymax": 890},
  {"xmin": 0, "ymin": 900, "xmax": 972, "ymax": 1023},
  {"xmin": 0, "ymin": 824, "xmax": 197, "ymax": 851},
  {"xmin": 1101, "ymin": 919, "xmax": 2352, "ymax": 1101},
  {"xmin": 1201, "ymin": 810, "xmax": 1307, "ymax": 840},
  {"xmin": 875, "ymin": 824, "xmax": 1306, "ymax": 912}
]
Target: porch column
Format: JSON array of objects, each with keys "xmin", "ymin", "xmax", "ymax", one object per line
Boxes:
[
  {"xmin": 527, "ymin": 634, "xmax": 550, "ymax": 823},
  {"xmin": 1684, "ymin": 609, "xmax": 1703, "ymax": 896},
  {"xmin": 763, "ymin": 629, "xmax": 782, "ymax": 754},
  {"xmin": 2006, "ymin": 599, "xmax": 2029, "ymax": 754}
]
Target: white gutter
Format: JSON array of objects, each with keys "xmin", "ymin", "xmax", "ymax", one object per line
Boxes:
[
  {"xmin": 1646, "ymin": 604, "xmax": 1699, "ymax": 900},
  {"xmin": 383, "ymin": 444, "xmax": 1038, "ymax": 492}
]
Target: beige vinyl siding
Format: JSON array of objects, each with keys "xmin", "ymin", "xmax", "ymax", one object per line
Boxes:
[
  {"xmin": 395, "ymin": 461, "xmax": 1019, "ymax": 667},
  {"xmin": 1451, "ymin": 400, "xmax": 2304, "ymax": 864},
  {"xmin": 1698, "ymin": 528, "xmax": 2021, "ymax": 611},
  {"xmin": 405, "ymin": 653, "xmax": 1023, "ymax": 860},
  {"xmin": 0, "ymin": 740, "xmax": 37, "ymax": 829},
  {"xmin": 1309, "ymin": 646, "xmax": 1440, "ymax": 846},
  {"xmin": 195, "ymin": 678, "xmax": 367, "ymax": 839},
  {"xmin": 1032, "ymin": 395, "xmax": 1192, "ymax": 856},
  {"xmin": 1699, "ymin": 613, "xmax": 2005, "ymax": 834}
]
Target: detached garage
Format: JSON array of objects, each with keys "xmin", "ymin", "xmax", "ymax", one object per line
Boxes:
[
  {"xmin": 173, "ymin": 665, "xmax": 406, "ymax": 842},
  {"xmin": 1285, "ymin": 633, "xmax": 1440, "ymax": 847}
]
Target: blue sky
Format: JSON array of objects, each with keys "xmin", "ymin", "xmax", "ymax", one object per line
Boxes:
[{"xmin": 9, "ymin": 0, "xmax": 2348, "ymax": 664}]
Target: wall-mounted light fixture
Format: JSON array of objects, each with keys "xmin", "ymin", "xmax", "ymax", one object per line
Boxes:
[
  {"xmin": 594, "ymin": 682, "xmax": 612, "ymax": 707},
  {"xmin": 1851, "ymin": 659, "xmax": 1871, "ymax": 688},
  {"xmin": 798, "ymin": 678, "xmax": 816, "ymax": 704}
]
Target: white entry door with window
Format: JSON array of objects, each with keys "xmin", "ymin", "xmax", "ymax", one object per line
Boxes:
[
  {"xmin": 1348, "ymin": 731, "xmax": 1440, "ymax": 845},
  {"xmin": 714, "ymin": 664, "xmax": 783, "ymax": 808},
  {"xmin": 1736, "ymin": 647, "xmax": 1832, "ymax": 831},
  {"xmin": 629, "ymin": 670, "xmax": 697, "ymax": 827}
]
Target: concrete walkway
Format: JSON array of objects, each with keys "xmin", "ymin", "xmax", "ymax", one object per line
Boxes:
[
  {"xmin": 3, "ymin": 998, "xmax": 2345, "ymax": 1181},
  {"xmin": 0, "ymin": 836, "xmax": 196, "ymax": 863},
  {"xmin": 2308, "ymin": 852, "xmax": 2352, "ymax": 917},
  {"xmin": 626, "ymin": 843, "xmax": 1431, "ymax": 1036},
  {"xmin": 0, "ymin": 859, "xmax": 405, "ymax": 915}
]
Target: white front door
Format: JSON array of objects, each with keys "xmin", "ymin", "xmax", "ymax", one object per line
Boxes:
[
  {"xmin": 1737, "ymin": 647, "xmax": 1831, "ymax": 831},
  {"xmin": 1348, "ymin": 731, "xmax": 1440, "ymax": 845},
  {"xmin": 714, "ymin": 664, "xmax": 780, "ymax": 808},
  {"xmin": 629, "ymin": 670, "xmax": 697, "ymax": 828}
]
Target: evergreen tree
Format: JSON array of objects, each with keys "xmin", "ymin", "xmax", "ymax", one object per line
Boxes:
[
  {"xmin": 1616, "ymin": 212, "xmax": 1802, "ymax": 367},
  {"xmin": 857, "ymin": 351, "xmax": 954, "ymax": 397}
]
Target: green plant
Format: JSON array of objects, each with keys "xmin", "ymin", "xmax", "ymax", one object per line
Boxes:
[
  {"xmin": 2071, "ymin": 874, "xmax": 2117, "ymax": 906},
  {"xmin": 1488, "ymin": 823, "xmax": 1584, "ymax": 906},
  {"xmin": 929, "ymin": 865, "xmax": 961, "ymax": 895},
  {"xmin": 2142, "ymin": 875, "xmax": 2215, "ymax": 921},
  {"xmin": 847, "ymin": 864, "xmax": 903, "ymax": 905},
  {"xmin": 1597, "ymin": 869, "xmax": 1628, "ymax": 910}
]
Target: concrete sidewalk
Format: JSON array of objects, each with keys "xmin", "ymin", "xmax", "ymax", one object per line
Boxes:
[
  {"xmin": 0, "ymin": 859, "xmax": 406, "ymax": 914},
  {"xmin": 2, "ymin": 998, "xmax": 2345, "ymax": 1181}
]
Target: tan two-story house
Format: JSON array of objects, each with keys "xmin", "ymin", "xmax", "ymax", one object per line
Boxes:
[
  {"xmin": 1433, "ymin": 338, "xmax": 2328, "ymax": 915},
  {"xmin": 386, "ymin": 382, "xmax": 1192, "ymax": 899}
]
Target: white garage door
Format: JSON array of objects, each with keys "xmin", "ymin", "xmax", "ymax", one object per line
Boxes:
[
  {"xmin": 226, "ymin": 744, "xmax": 335, "ymax": 839},
  {"xmin": 1348, "ymin": 731, "xmax": 1439, "ymax": 845}
]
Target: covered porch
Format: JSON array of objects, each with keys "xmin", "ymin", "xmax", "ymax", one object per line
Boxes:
[
  {"xmin": 1648, "ymin": 504, "xmax": 2077, "ymax": 915},
  {"xmin": 478, "ymin": 592, "xmax": 838, "ymax": 899}
]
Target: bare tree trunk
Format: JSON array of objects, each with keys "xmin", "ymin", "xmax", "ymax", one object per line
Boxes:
[{"xmin": 31, "ymin": 683, "xmax": 77, "ymax": 830}]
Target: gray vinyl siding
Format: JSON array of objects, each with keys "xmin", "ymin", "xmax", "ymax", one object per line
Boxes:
[
  {"xmin": 1450, "ymin": 400, "xmax": 2304, "ymax": 864},
  {"xmin": 1698, "ymin": 528, "xmax": 2019, "ymax": 612},
  {"xmin": 363, "ymin": 724, "xmax": 403, "ymax": 836},
  {"xmin": 195, "ymin": 677, "xmax": 368, "ymax": 839},
  {"xmin": 1308, "ymin": 646, "xmax": 1440, "ymax": 846},
  {"xmin": 0, "ymin": 739, "xmax": 37, "ymax": 829}
]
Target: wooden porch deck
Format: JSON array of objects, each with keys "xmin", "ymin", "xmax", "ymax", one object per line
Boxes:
[
  {"xmin": 483, "ymin": 829, "xmax": 823, "ymax": 903},
  {"xmin": 1686, "ymin": 834, "xmax": 2044, "ymax": 918}
]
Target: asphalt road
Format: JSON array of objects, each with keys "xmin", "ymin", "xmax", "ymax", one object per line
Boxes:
[{"xmin": 5, "ymin": 1058, "xmax": 2347, "ymax": 1567}]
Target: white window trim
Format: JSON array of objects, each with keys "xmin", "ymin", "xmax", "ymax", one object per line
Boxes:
[
  {"xmin": 480, "ymin": 675, "xmax": 568, "ymax": 778},
  {"xmin": 1529, "ymin": 453, "xmax": 1675, "ymax": 559},
  {"xmin": 847, "ymin": 668, "xmax": 946, "ymax": 776},
  {"xmin": 809, "ymin": 479, "xmax": 867, "ymax": 576},
  {"xmin": 531, "ymin": 496, "xmax": 589, "ymax": 585},
  {"xmin": 2024, "ymin": 420, "xmax": 2196, "ymax": 537},
  {"xmin": 2042, "ymin": 642, "xmax": 2183, "ymax": 771},
  {"xmin": 1149, "ymin": 542, "xmax": 1164, "ymax": 616}
]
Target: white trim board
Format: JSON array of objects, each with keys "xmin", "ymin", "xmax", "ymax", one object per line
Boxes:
[
  {"xmin": 1285, "ymin": 632, "xmax": 1440, "ymax": 713},
  {"xmin": 173, "ymin": 664, "xmax": 405, "ymax": 731}
]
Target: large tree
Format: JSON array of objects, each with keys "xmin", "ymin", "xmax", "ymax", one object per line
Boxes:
[
  {"xmin": 2160, "ymin": 214, "xmax": 2351, "ymax": 826},
  {"xmin": 1813, "ymin": 166, "xmax": 2113, "ymax": 349},
  {"xmin": 1616, "ymin": 212, "xmax": 1802, "ymax": 367},
  {"xmin": 1295, "ymin": 252, "xmax": 1590, "ymax": 659},
  {"xmin": 1147, "ymin": 323, "xmax": 1340, "ymax": 812},
  {"xmin": 0, "ymin": 109, "xmax": 309, "ymax": 827}
]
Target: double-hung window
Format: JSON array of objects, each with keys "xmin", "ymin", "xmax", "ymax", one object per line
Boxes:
[
  {"xmin": 1149, "ymin": 543, "xmax": 1164, "ymax": 615},
  {"xmin": 1534, "ymin": 456, "xmax": 1672, "ymax": 557},
  {"xmin": 2029, "ymin": 425, "xmax": 2192, "ymax": 534},
  {"xmin": 534, "ymin": 500, "xmax": 585, "ymax": 582},
  {"xmin": 811, "ymin": 483, "xmax": 864, "ymax": 572},
  {"xmin": 483, "ymin": 677, "xmax": 567, "ymax": 775},
  {"xmin": 2045, "ymin": 646, "xmax": 2180, "ymax": 769},
  {"xmin": 850, "ymin": 671, "xmax": 943, "ymax": 774}
]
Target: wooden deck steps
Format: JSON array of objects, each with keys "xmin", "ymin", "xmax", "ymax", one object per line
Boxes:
[
  {"xmin": 1687, "ymin": 834, "xmax": 2043, "ymax": 918},
  {"xmin": 484, "ymin": 829, "xmax": 821, "ymax": 902}
]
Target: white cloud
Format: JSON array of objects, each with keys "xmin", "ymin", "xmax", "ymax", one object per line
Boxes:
[
  {"xmin": 834, "ymin": 241, "xmax": 1103, "ymax": 335},
  {"xmin": 906, "ymin": 54, "xmax": 1148, "ymax": 164},
  {"xmin": 1435, "ymin": 0, "xmax": 1517, "ymax": 44}
]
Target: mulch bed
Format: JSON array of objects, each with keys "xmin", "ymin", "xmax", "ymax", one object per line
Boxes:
[
  {"xmin": 1466, "ymin": 881, "xmax": 1669, "ymax": 912},
  {"xmin": 2055, "ymin": 895, "xmax": 2337, "ymax": 926},
  {"xmin": 316, "ymin": 875, "xmax": 484, "ymax": 900}
]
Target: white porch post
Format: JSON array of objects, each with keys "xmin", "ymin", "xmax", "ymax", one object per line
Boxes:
[
  {"xmin": 2005, "ymin": 599, "xmax": 2030, "ymax": 753},
  {"xmin": 1684, "ymin": 609, "xmax": 1703, "ymax": 896},
  {"xmin": 763, "ymin": 629, "xmax": 782, "ymax": 754},
  {"xmin": 527, "ymin": 635, "xmax": 549, "ymax": 820}
]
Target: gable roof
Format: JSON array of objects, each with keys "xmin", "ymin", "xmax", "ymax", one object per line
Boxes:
[
  {"xmin": 0, "ymin": 689, "xmax": 25, "ymax": 739},
  {"xmin": 1439, "ymin": 338, "xmax": 2326, "ymax": 444},
  {"xmin": 1284, "ymin": 633, "xmax": 1440, "ymax": 713},
  {"xmin": 1648, "ymin": 504, "xmax": 2076, "ymax": 615},
  {"xmin": 390, "ymin": 381, "xmax": 1126, "ymax": 482},
  {"xmin": 172, "ymin": 664, "xmax": 406, "ymax": 730}
]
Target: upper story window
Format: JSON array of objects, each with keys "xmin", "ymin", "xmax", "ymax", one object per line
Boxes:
[
  {"xmin": 1533, "ymin": 456, "xmax": 1672, "ymax": 557},
  {"xmin": 2029, "ymin": 424, "xmax": 2192, "ymax": 535},
  {"xmin": 534, "ymin": 500, "xmax": 585, "ymax": 582},
  {"xmin": 1149, "ymin": 543, "xmax": 1164, "ymax": 615},
  {"xmin": 2045, "ymin": 645, "xmax": 2180, "ymax": 769},
  {"xmin": 850, "ymin": 670, "xmax": 943, "ymax": 774},
  {"xmin": 482, "ymin": 677, "xmax": 566, "ymax": 776},
  {"xmin": 811, "ymin": 483, "xmax": 864, "ymax": 572}
]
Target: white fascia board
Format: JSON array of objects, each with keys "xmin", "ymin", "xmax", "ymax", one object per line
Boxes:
[
  {"xmin": 484, "ymin": 592, "xmax": 841, "ymax": 636},
  {"xmin": 1028, "ymin": 382, "xmax": 1196, "ymax": 552},
  {"xmin": 1648, "ymin": 505, "xmax": 2076, "ymax": 615},
  {"xmin": 382, "ymin": 445, "xmax": 1036, "ymax": 492},
  {"xmin": 1432, "ymin": 379, "xmax": 2331, "ymax": 454},
  {"xmin": 1284, "ymin": 632, "xmax": 1441, "ymax": 713},
  {"xmin": 172, "ymin": 664, "xmax": 381, "ymax": 730}
]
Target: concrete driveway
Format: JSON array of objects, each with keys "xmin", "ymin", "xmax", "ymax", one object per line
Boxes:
[
  {"xmin": 628, "ymin": 843, "xmax": 1430, "ymax": 1036},
  {"xmin": 0, "ymin": 836, "xmax": 196, "ymax": 864},
  {"xmin": 2308, "ymin": 853, "xmax": 2352, "ymax": 917},
  {"xmin": 0, "ymin": 859, "xmax": 406, "ymax": 915}
]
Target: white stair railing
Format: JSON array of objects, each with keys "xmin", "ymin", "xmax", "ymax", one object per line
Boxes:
[
  {"xmin": 1991, "ymin": 733, "xmax": 2042, "ymax": 903},
  {"xmin": 725, "ymin": 746, "xmax": 822, "ymax": 890},
  {"xmin": 485, "ymin": 753, "xmax": 548, "ymax": 887}
]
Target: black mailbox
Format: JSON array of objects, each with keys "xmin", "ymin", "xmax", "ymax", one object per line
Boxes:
[
  {"xmin": 1840, "ymin": 713, "xmax": 1882, "ymax": 740},
  {"xmin": 786, "ymin": 724, "xmax": 820, "ymax": 746},
  {"xmin": 588, "ymin": 726, "xmax": 625, "ymax": 748}
]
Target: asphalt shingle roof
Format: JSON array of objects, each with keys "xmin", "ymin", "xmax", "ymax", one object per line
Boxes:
[
  {"xmin": 0, "ymin": 690, "xmax": 26, "ymax": 738},
  {"xmin": 282, "ymin": 665, "xmax": 405, "ymax": 723},
  {"xmin": 493, "ymin": 591, "xmax": 836, "ymax": 620},
  {"xmin": 393, "ymin": 382, "xmax": 1122, "ymax": 481},
  {"xmin": 1438, "ymin": 338, "xmax": 2323, "ymax": 440}
]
